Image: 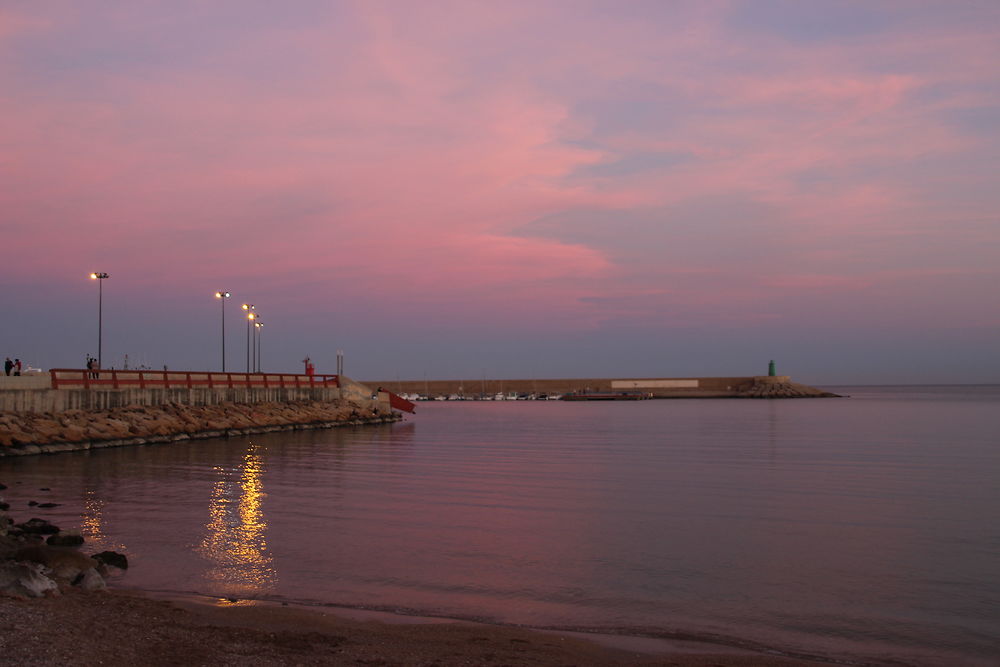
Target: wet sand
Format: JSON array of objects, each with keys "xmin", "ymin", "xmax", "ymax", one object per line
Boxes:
[{"xmin": 0, "ymin": 588, "xmax": 834, "ymax": 666}]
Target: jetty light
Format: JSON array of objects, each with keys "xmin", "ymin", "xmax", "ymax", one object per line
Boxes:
[
  {"xmin": 242, "ymin": 305, "xmax": 255, "ymax": 372},
  {"xmin": 89, "ymin": 272, "xmax": 110, "ymax": 369},
  {"xmin": 215, "ymin": 291, "xmax": 231, "ymax": 372},
  {"xmin": 254, "ymin": 321, "xmax": 263, "ymax": 373}
]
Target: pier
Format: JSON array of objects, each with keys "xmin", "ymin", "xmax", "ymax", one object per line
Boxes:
[
  {"xmin": 368, "ymin": 375, "xmax": 839, "ymax": 399},
  {"xmin": 0, "ymin": 369, "xmax": 415, "ymax": 457}
]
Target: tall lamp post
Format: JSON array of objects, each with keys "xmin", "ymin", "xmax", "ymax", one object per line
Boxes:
[
  {"xmin": 215, "ymin": 291, "xmax": 231, "ymax": 371},
  {"xmin": 241, "ymin": 304, "xmax": 255, "ymax": 372},
  {"xmin": 89, "ymin": 272, "xmax": 110, "ymax": 369},
  {"xmin": 254, "ymin": 321, "xmax": 263, "ymax": 373}
]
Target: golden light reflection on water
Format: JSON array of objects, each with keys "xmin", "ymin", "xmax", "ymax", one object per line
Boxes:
[
  {"xmin": 197, "ymin": 442, "xmax": 276, "ymax": 597},
  {"xmin": 79, "ymin": 489, "xmax": 127, "ymax": 552}
]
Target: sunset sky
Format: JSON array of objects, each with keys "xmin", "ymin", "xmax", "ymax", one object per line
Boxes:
[{"xmin": 2, "ymin": 1, "xmax": 998, "ymax": 384}]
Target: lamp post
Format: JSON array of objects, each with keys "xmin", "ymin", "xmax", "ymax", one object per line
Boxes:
[
  {"xmin": 254, "ymin": 321, "xmax": 263, "ymax": 373},
  {"xmin": 241, "ymin": 304, "xmax": 255, "ymax": 372},
  {"xmin": 215, "ymin": 291, "xmax": 231, "ymax": 371},
  {"xmin": 89, "ymin": 272, "xmax": 109, "ymax": 369}
]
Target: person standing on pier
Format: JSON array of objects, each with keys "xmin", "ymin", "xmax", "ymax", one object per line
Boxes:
[{"xmin": 4, "ymin": 357, "xmax": 12, "ymax": 376}]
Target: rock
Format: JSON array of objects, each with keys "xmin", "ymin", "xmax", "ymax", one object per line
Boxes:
[
  {"xmin": 15, "ymin": 518, "xmax": 60, "ymax": 535},
  {"xmin": 46, "ymin": 532, "xmax": 84, "ymax": 547},
  {"xmin": 0, "ymin": 561, "xmax": 59, "ymax": 598},
  {"xmin": 92, "ymin": 550, "xmax": 128, "ymax": 570},
  {"xmin": 0, "ymin": 531, "xmax": 18, "ymax": 553},
  {"xmin": 15, "ymin": 544, "xmax": 97, "ymax": 581},
  {"xmin": 62, "ymin": 425, "xmax": 88, "ymax": 442},
  {"xmin": 75, "ymin": 567, "xmax": 106, "ymax": 591}
]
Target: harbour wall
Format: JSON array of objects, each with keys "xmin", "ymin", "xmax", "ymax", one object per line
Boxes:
[
  {"xmin": 0, "ymin": 373, "xmax": 401, "ymax": 457},
  {"xmin": 368, "ymin": 375, "xmax": 836, "ymax": 398},
  {"xmin": 0, "ymin": 373, "xmax": 384, "ymax": 413},
  {"xmin": 0, "ymin": 400, "xmax": 400, "ymax": 457}
]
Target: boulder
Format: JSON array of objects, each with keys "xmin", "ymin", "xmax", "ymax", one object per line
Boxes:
[
  {"xmin": 46, "ymin": 532, "xmax": 84, "ymax": 547},
  {"xmin": 0, "ymin": 531, "xmax": 18, "ymax": 553},
  {"xmin": 75, "ymin": 567, "xmax": 107, "ymax": 592},
  {"xmin": 0, "ymin": 561, "xmax": 59, "ymax": 598},
  {"xmin": 61, "ymin": 425, "xmax": 89, "ymax": 442},
  {"xmin": 15, "ymin": 544, "xmax": 97, "ymax": 581},
  {"xmin": 15, "ymin": 518, "xmax": 60, "ymax": 535},
  {"xmin": 92, "ymin": 550, "xmax": 129, "ymax": 570}
]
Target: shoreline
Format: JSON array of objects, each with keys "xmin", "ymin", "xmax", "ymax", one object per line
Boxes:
[
  {"xmin": 0, "ymin": 584, "xmax": 836, "ymax": 666},
  {"xmin": 134, "ymin": 587, "xmax": 804, "ymax": 658}
]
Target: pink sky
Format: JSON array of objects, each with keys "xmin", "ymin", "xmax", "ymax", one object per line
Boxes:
[{"xmin": 1, "ymin": 1, "xmax": 998, "ymax": 383}]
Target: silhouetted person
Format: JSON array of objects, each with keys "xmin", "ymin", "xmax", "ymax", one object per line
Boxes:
[{"xmin": 4, "ymin": 357, "xmax": 12, "ymax": 376}]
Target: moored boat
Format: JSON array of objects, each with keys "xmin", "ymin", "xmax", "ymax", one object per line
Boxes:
[{"xmin": 561, "ymin": 391, "xmax": 652, "ymax": 401}]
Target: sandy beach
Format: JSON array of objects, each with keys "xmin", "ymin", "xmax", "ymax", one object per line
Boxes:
[{"xmin": 0, "ymin": 588, "xmax": 834, "ymax": 666}]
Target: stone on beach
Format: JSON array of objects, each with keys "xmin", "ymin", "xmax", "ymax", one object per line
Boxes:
[
  {"xmin": 15, "ymin": 545, "xmax": 97, "ymax": 581},
  {"xmin": 0, "ymin": 505, "xmax": 116, "ymax": 599},
  {"xmin": 46, "ymin": 532, "xmax": 84, "ymax": 547},
  {"xmin": 0, "ymin": 561, "xmax": 59, "ymax": 598},
  {"xmin": 15, "ymin": 518, "xmax": 60, "ymax": 535},
  {"xmin": 92, "ymin": 551, "xmax": 129, "ymax": 570}
]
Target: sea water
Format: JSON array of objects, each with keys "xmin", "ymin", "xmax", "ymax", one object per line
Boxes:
[{"xmin": 2, "ymin": 386, "xmax": 998, "ymax": 664}]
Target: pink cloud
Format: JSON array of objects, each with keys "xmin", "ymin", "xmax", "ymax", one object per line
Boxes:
[{"xmin": 1, "ymin": 0, "xmax": 998, "ymax": 360}]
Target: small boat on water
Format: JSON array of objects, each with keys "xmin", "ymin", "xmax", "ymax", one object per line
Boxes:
[{"xmin": 561, "ymin": 391, "xmax": 653, "ymax": 401}]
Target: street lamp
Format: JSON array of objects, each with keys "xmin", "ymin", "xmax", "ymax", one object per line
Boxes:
[
  {"xmin": 254, "ymin": 321, "xmax": 263, "ymax": 373},
  {"xmin": 241, "ymin": 304, "xmax": 255, "ymax": 372},
  {"xmin": 214, "ymin": 291, "xmax": 231, "ymax": 372},
  {"xmin": 89, "ymin": 272, "xmax": 109, "ymax": 369}
]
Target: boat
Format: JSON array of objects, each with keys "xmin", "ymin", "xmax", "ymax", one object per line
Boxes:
[{"xmin": 561, "ymin": 391, "xmax": 652, "ymax": 401}]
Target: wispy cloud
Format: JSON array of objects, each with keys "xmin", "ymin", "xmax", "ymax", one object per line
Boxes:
[{"xmin": 1, "ymin": 1, "xmax": 998, "ymax": 380}]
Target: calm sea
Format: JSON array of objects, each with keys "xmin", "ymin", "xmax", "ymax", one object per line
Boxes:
[{"xmin": 2, "ymin": 386, "xmax": 998, "ymax": 665}]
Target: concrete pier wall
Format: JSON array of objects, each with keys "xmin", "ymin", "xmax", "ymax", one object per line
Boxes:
[
  {"xmin": 368, "ymin": 375, "xmax": 835, "ymax": 399},
  {"xmin": 0, "ymin": 373, "xmax": 404, "ymax": 457},
  {"xmin": 0, "ymin": 373, "xmax": 352, "ymax": 413},
  {"xmin": 369, "ymin": 376, "xmax": 766, "ymax": 397},
  {"xmin": 0, "ymin": 386, "xmax": 343, "ymax": 413}
]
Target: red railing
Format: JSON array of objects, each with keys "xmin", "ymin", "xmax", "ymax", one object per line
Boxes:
[{"xmin": 49, "ymin": 368, "xmax": 340, "ymax": 390}]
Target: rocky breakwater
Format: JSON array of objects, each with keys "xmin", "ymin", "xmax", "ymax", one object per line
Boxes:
[
  {"xmin": 0, "ymin": 483, "xmax": 127, "ymax": 598},
  {"xmin": 738, "ymin": 376, "xmax": 840, "ymax": 398},
  {"xmin": 0, "ymin": 399, "xmax": 400, "ymax": 457}
]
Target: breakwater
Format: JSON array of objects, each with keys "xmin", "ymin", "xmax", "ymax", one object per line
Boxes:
[
  {"xmin": 0, "ymin": 371, "xmax": 408, "ymax": 457},
  {"xmin": 0, "ymin": 400, "xmax": 399, "ymax": 457},
  {"xmin": 368, "ymin": 375, "xmax": 839, "ymax": 399}
]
